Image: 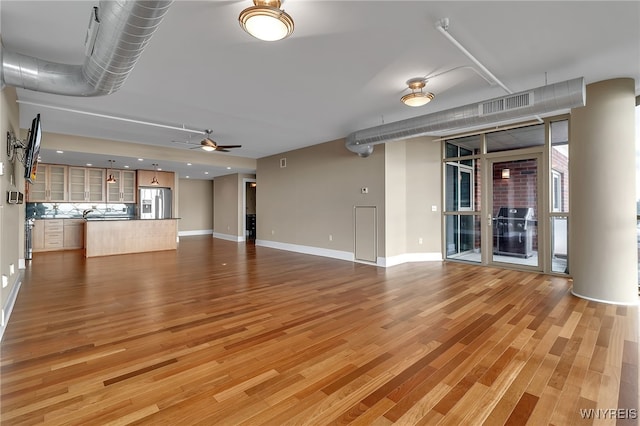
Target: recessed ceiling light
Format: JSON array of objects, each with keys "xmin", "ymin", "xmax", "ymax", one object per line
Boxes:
[
  {"xmin": 204, "ymin": 172, "xmax": 209, "ymax": 175},
  {"xmin": 56, "ymin": 150, "xmax": 64, "ymax": 154},
  {"xmin": 185, "ymin": 176, "xmax": 190, "ymax": 179},
  {"xmin": 157, "ymin": 167, "xmax": 162, "ymax": 171},
  {"xmin": 124, "ymin": 165, "xmax": 130, "ymax": 168},
  {"xmin": 138, "ymin": 158, "xmax": 144, "ymax": 162},
  {"xmin": 86, "ymin": 163, "xmax": 93, "ymax": 166},
  {"xmin": 187, "ymin": 163, "xmax": 192, "ymax": 166},
  {"xmin": 226, "ymin": 167, "xmax": 231, "ymax": 170}
]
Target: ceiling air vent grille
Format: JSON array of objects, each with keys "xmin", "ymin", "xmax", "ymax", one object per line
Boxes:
[{"xmin": 480, "ymin": 92, "xmax": 533, "ymax": 116}]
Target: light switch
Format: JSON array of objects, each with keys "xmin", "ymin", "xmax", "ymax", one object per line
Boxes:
[
  {"xmin": 431, "ymin": 205, "xmax": 438, "ymax": 212},
  {"xmin": 2, "ymin": 275, "xmax": 8, "ymax": 288}
]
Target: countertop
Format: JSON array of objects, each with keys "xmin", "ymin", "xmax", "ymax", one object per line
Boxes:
[{"xmin": 32, "ymin": 216, "xmax": 179, "ymax": 221}]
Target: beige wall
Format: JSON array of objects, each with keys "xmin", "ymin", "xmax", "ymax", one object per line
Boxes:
[
  {"xmin": 255, "ymin": 136, "xmax": 442, "ymax": 263},
  {"xmin": 384, "ymin": 137, "xmax": 442, "ymax": 261},
  {"xmin": 213, "ymin": 173, "xmax": 255, "ymax": 239},
  {"xmin": 385, "ymin": 141, "xmax": 407, "ymax": 257},
  {"xmin": 256, "ymin": 138, "xmax": 386, "ymax": 256},
  {"xmin": 1, "ymin": 86, "xmax": 26, "ymax": 336},
  {"xmin": 405, "ymin": 137, "xmax": 442, "ymax": 254},
  {"xmin": 177, "ymin": 179, "xmax": 213, "ymax": 233}
]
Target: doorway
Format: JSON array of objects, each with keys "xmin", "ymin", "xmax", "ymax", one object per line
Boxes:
[
  {"xmin": 488, "ymin": 156, "xmax": 541, "ymax": 269},
  {"xmin": 243, "ymin": 179, "xmax": 256, "ymax": 242}
]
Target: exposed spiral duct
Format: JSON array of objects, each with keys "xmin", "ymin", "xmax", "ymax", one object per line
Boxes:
[
  {"xmin": 1, "ymin": 0, "xmax": 173, "ymax": 96},
  {"xmin": 346, "ymin": 77, "xmax": 586, "ymax": 157}
]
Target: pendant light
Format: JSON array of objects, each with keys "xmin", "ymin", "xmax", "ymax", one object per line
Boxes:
[
  {"xmin": 239, "ymin": 0, "xmax": 294, "ymax": 41},
  {"xmin": 106, "ymin": 160, "xmax": 117, "ymax": 184},
  {"xmin": 401, "ymin": 78, "xmax": 435, "ymax": 107},
  {"xmin": 151, "ymin": 163, "xmax": 160, "ymax": 186}
]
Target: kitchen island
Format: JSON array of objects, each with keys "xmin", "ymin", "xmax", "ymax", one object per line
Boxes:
[{"xmin": 84, "ymin": 218, "xmax": 178, "ymax": 258}]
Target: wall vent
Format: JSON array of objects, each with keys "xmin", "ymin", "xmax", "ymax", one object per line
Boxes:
[{"xmin": 480, "ymin": 92, "xmax": 533, "ymax": 116}]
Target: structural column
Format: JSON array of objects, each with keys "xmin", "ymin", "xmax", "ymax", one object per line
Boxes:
[{"xmin": 570, "ymin": 78, "xmax": 637, "ymax": 304}]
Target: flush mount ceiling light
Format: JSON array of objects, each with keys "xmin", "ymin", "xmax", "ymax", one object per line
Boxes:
[
  {"xmin": 239, "ymin": 0, "xmax": 294, "ymax": 42},
  {"xmin": 401, "ymin": 78, "xmax": 435, "ymax": 107}
]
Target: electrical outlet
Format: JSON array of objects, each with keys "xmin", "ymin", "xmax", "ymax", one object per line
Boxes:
[
  {"xmin": 9, "ymin": 264, "xmax": 14, "ymax": 275},
  {"xmin": 418, "ymin": 237, "xmax": 423, "ymax": 245},
  {"xmin": 329, "ymin": 234, "xmax": 333, "ymax": 241},
  {"xmin": 431, "ymin": 205, "xmax": 437, "ymax": 212},
  {"xmin": 2, "ymin": 275, "xmax": 8, "ymax": 288}
]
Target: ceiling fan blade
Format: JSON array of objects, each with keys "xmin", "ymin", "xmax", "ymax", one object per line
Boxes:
[
  {"xmin": 216, "ymin": 145, "xmax": 242, "ymax": 149},
  {"xmin": 215, "ymin": 148, "xmax": 231, "ymax": 152}
]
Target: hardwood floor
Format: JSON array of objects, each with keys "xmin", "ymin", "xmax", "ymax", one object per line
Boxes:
[{"xmin": 1, "ymin": 236, "xmax": 638, "ymax": 425}]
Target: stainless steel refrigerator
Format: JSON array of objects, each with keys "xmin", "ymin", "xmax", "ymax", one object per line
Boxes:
[{"xmin": 139, "ymin": 187, "xmax": 172, "ymax": 219}]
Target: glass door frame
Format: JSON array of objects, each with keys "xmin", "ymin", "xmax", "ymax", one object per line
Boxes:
[
  {"xmin": 440, "ymin": 117, "xmax": 567, "ymax": 275},
  {"xmin": 483, "ymin": 151, "xmax": 546, "ymax": 271}
]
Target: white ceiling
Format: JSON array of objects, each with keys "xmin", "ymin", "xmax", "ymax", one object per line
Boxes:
[{"xmin": 1, "ymin": 1, "xmax": 638, "ymax": 179}]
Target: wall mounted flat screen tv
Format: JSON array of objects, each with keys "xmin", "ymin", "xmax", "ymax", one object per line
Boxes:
[{"xmin": 23, "ymin": 114, "xmax": 42, "ymax": 184}]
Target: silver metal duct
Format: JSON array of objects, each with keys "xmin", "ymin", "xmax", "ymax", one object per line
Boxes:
[
  {"xmin": 346, "ymin": 77, "xmax": 586, "ymax": 157},
  {"xmin": 1, "ymin": 0, "xmax": 173, "ymax": 96}
]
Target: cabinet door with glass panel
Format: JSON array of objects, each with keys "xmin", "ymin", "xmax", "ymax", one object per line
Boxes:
[
  {"xmin": 68, "ymin": 167, "xmax": 106, "ymax": 202},
  {"xmin": 27, "ymin": 164, "xmax": 67, "ymax": 202},
  {"xmin": 107, "ymin": 170, "xmax": 136, "ymax": 203}
]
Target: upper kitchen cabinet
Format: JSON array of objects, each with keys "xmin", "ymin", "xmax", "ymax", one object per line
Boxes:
[
  {"xmin": 137, "ymin": 170, "xmax": 175, "ymax": 190},
  {"xmin": 26, "ymin": 164, "xmax": 68, "ymax": 202},
  {"xmin": 68, "ymin": 167, "xmax": 106, "ymax": 202},
  {"xmin": 107, "ymin": 170, "xmax": 136, "ymax": 203}
]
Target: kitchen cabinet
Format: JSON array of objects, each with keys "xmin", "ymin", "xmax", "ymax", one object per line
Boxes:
[
  {"xmin": 43, "ymin": 219, "xmax": 64, "ymax": 250},
  {"xmin": 63, "ymin": 219, "xmax": 85, "ymax": 249},
  {"xmin": 32, "ymin": 219, "xmax": 45, "ymax": 251},
  {"xmin": 32, "ymin": 219, "xmax": 85, "ymax": 252},
  {"xmin": 26, "ymin": 164, "xmax": 68, "ymax": 202},
  {"xmin": 137, "ymin": 170, "xmax": 174, "ymax": 190},
  {"xmin": 69, "ymin": 167, "xmax": 106, "ymax": 202},
  {"xmin": 107, "ymin": 170, "xmax": 136, "ymax": 203}
]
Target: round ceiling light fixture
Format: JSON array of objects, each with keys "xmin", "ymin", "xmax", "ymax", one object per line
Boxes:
[
  {"xmin": 239, "ymin": 0, "xmax": 294, "ymax": 42},
  {"xmin": 401, "ymin": 78, "xmax": 435, "ymax": 107}
]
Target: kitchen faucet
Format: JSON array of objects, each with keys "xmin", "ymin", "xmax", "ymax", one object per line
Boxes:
[{"xmin": 82, "ymin": 209, "xmax": 95, "ymax": 218}]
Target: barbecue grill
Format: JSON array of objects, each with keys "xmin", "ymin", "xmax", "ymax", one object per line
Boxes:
[{"xmin": 493, "ymin": 207, "xmax": 535, "ymax": 258}]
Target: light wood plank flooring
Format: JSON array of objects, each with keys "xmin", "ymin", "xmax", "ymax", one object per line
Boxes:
[{"xmin": 1, "ymin": 236, "xmax": 638, "ymax": 425}]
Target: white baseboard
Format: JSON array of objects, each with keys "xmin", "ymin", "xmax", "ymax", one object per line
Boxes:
[
  {"xmin": 256, "ymin": 240, "xmax": 355, "ymax": 262},
  {"xmin": 380, "ymin": 252, "xmax": 443, "ymax": 267},
  {"xmin": 255, "ymin": 240, "xmax": 443, "ymax": 268},
  {"xmin": 179, "ymin": 229, "xmax": 213, "ymax": 237},
  {"xmin": 0, "ymin": 275, "xmax": 22, "ymax": 342},
  {"xmin": 213, "ymin": 232, "xmax": 244, "ymax": 242},
  {"xmin": 570, "ymin": 288, "xmax": 640, "ymax": 306}
]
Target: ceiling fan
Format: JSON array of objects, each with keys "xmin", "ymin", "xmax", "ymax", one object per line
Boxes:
[{"xmin": 198, "ymin": 129, "xmax": 242, "ymax": 152}]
